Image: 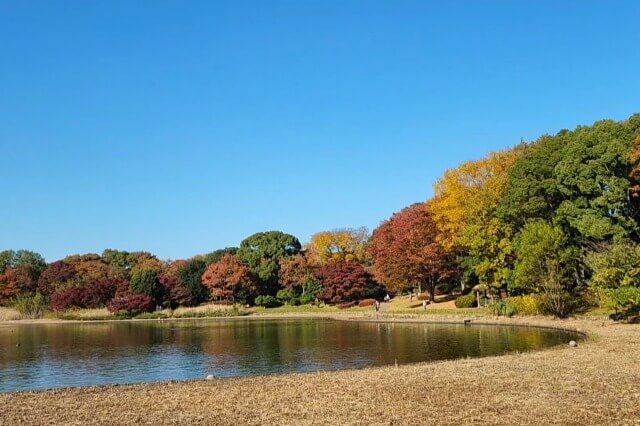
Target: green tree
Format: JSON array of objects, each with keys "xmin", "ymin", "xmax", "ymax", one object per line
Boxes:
[
  {"xmin": 129, "ymin": 268, "xmax": 162, "ymax": 302},
  {"xmin": 553, "ymin": 117, "xmax": 640, "ymax": 243},
  {"xmin": 237, "ymin": 231, "xmax": 301, "ymax": 295},
  {"xmin": 586, "ymin": 242, "xmax": 640, "ymax": 313},
  {"xmin": 512, "ymin": 221, "xmax": 578, "ymax": 317},
  {"xmin": 176, "ymin": 258, "xmax": 209, "ymax": 305},
  {"xmin": 0, "ymin": 250, "xmax": 46, "ymax": 275}
]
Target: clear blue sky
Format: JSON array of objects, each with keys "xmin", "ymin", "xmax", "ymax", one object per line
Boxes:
[{"xmin": 2, "ymin": 1, "xmax": 639, "ymax": 262}]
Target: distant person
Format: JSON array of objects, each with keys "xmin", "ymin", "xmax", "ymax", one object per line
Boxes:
[
  {"xmin": 375, "ymin": 300, "xmax": 380, "ymax": 312},
  {"xmin": 422, "ymin": 300, "xmax": 427, "ymax": 310},
  {"xmin": 384, "ymin": 293, "xmax": 390, "ymax": 302},
  {"xmin": 409, "ymin": 293, "xmax": 413, "ymax": 302}
]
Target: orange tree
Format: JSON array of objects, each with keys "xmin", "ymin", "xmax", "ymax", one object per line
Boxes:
[{"xmin": 368, "ymin": 202, "xmax": 456, "ymax": 300}]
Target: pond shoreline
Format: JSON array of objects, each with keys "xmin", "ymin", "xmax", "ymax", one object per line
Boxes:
[
  {"xmin": 1, "ymin": 316, "xmax": 636, "ymax": 425},
  {"xmin": 0, "ymin": 311, "xmax": 589, "ymax": 337}
]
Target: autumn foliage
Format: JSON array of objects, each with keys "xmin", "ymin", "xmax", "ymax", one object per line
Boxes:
[
  {"xmin": 306, "ymin": 227, "xmax": 369, "ymax": 265},
  {"xmin": 368, "ymin": 203, "xmax": 456, "ymax": 300},
  {"xmin": 50, "ymin": 279, "xmax": 122, "ymax": 311},
  {"xmin": 201, "ymin": 254, "xmax": 255, "ymax": 301},
  {"xmin": 315, "ymin": 261, "xmax": 381, "ymax": 303}
]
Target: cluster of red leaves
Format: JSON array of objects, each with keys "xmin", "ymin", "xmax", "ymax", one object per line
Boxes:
[
  {"xmin": 315, "ymin": 261, "xmax": 374, "ymax": 304},
  {"xmin": 49, "ymin": 279, "xmax": 123, "ymax": 311},
  {"xmin": 107, "ymin": 291, "xmax": 155, "ymax": 313},
  {"xmin": 201, "ymin": 254, "xmax": 255, "ymax": 300},
  {"xmin": 37, "ymin": 260, "xmax": 77, "ymax": 296},
  {"xmin": 158, "ymin": 273, "xmax": 195, "ymax": 307},
  {"xmin": 367, "ymin": 203, "xmax": 456, "ymax": 298},
  {"xmin": 278, "ymin": 254, "xmax": 309, "ymax": 291},
  {"xmin": 0, "ymin": 266, "xmax": 39, "ymax": 305}
]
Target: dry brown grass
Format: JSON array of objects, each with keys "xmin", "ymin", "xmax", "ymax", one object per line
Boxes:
[
  {"xmin": 1, "ymin": 317, "xmax": 639, "ymax": 425},
  {"xmin": 171, "ymin": 302, "xmax": 238, "ymax": 316},
  {"xmin": 0, "ymin": 307, "xmax": 20, "ymax": 321}
]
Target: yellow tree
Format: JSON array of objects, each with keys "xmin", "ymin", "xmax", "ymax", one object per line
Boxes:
[
  {"xmin": 305, "ymin": 227, "xmax": 370, "ymax": 266},
  {"xmin": 430, "ymin": 145, "xmax": 525, "ymax": 289}
]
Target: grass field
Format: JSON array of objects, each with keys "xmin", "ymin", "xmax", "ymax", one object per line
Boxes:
[{"xmin": 1, "ymin": 316, "xmax": 638, "ymax": 425}]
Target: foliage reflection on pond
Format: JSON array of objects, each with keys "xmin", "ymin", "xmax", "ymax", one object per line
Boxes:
[{"xmin": 0, "ymin": 319, "xmax": 578, "ymax": 392}]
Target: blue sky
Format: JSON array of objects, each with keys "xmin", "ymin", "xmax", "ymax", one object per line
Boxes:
[{"xmin": 1, "ymin": 1, "xmax": 639, "ymax": 261}]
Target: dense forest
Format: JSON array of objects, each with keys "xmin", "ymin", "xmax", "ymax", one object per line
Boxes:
[{"xmin": 2, "ymin": 114, "xmax": 640, "ymax": 318}]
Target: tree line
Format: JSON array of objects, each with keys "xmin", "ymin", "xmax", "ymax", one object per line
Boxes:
[{"xmin": 2, "ymin": 114, "xmax": 640, "ymax": 317}]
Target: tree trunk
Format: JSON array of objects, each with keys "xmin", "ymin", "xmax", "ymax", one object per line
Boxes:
[{"xmin": 427, "ymin": 277, "xmax": 436, "ymax": 304}]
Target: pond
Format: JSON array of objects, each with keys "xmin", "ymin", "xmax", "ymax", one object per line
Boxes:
[{"xmin": 0, "ymin": 318, "xmax": 579, "ymax": 392}]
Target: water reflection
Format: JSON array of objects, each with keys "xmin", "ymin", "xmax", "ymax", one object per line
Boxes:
[{"xmin": 0, "ymin": 319, "xmax": 577, "ymax": 392}]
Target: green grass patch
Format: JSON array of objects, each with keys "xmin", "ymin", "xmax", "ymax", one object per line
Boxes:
[
  {"xmin": 172, "ymin": 307, "xmax": 248, "ymax": 318},
  {"xmin": 249, "ymin": 304, "xmax": 340, "ymax": 314},
  {"xmin": 54, "ymin": 312, "xmax": 116, "ymax": 321}
]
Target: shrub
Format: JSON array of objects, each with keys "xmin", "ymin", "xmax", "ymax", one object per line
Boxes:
[
  {"xmin": 276, "ymin": 287, "xmax": 298, "ymax": 304},
  {"xmin": 455, "ymin": 293, "xmax": 476, "ymax": 308},
  {"xmin": 134, "ymin": 311, "xmax": 169, "ymax": 320},
  {"xmin": 337, "ymin": 301, "xmax": 357, "ymax": 309},
  {"xmin": 358, "ymin": 298, "xmax": 376, "ymax": 307},
  {"xmin": 492, "ymin": 300, "xmax": 517, "ymax": 317},
  {"xmin": 417, "ymin": 293, "xmax": 430, "ymax": 301},
  {"xmin": 11, "ymin": 293, "xmax": 47, "ymax": 319},
  {"xmin": 289, "ymin": 297, "xmax": 301, "ymax": 306},
  {"xmin": 49, "ymin": 279, "xmax": 120, "ymax": 311},
  {"xmin": 172, "ymin": 307, "xmax": 247, "ymax": 318},
  {"xmin": 300, "ymin": 276, "xmax": 321, "ymax": 304},
  {"xmin": 254, "ymin": 295, "xmax": 281, "ymax": 308},
  {"xmin": 107, "ymin": 291, "xmax": 155, "ymax": 314},
  {"xmin": 504, "ymin": 295, "xmax": 540, "ymax": 315},
  {"xmin": 50, "ymin": 286, "xmax": 84, "ymax": 311},
  {"xmin": 211, "ymin": 300, "xmax": 234, "ymax": 305},
  {"xmin": 603, "ymin": 287, "xmax": 640, "ymax": 312},
  {"xmin": 536, "ymin": 291, "xmax": 576, "ymax": 318}
]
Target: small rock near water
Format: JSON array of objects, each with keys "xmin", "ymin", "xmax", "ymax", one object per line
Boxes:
[
  {"xmin": 569, "ymin": 340, "xmax": 577, "ymax": 347},
  {"xmin": 206, "ymin": 374, "xmax": 214, "ymax": 380}
]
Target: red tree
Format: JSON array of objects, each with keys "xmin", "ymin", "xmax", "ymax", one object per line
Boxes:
[
  {"xmin": 201, "ymin": 254, "xmax": 255, "ymax": 301},
  {"xmin": 49, "ymin": 278, "xmax": 122, "ymax": 311},
  {"xmin": 278, "ymin": 254, "xmax": 310, "ymax": 291},
  {"xmin": 37, "ymin": 260, "xmax": 77, "ymax": 296},
  {"xmin": 315, "ymin": 260, "xmax": 380, "ymax": 304},
  {"xmin": 0, "ymin": 265, "xmax": 39, "ymax": 304},
  {"xmin": 367, "ymin": 202, "xmax": 456, "ymax": 301}
]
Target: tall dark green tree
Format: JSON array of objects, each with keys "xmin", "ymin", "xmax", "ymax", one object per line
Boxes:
[
  {"xmin": 176, "ymin": 258, "xmax": 209, "ymax": 305},
  {"xmin": 129, "ymin": 268, "xmax": 162, "ymax": 302},
  {"xmin": 237, "ymin": 231, "xmax": 302, "ymax": 295}
]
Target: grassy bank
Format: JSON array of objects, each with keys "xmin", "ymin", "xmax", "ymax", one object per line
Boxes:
[
  {"xmin": 0, "ymin": 317, "xmax": 637, "ymax": 425},
  {"xmin": 0, "ymin": 295, "xmax": 500, "ymax": 323}
]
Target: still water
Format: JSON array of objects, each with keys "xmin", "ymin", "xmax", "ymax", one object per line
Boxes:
[{"xmin": 0, "ymin": 319, "xmax": 578, "ymax": 392}]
